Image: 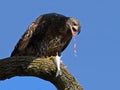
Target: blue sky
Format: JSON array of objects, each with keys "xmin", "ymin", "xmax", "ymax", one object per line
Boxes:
[{"xmin": 0, "ymin": 0, "xmax": 120, "ymax": 90}]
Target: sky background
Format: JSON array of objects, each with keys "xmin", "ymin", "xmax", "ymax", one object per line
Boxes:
[{"xmin": 0, "ymin": 0, "xmax": 120, "ymax": 90}]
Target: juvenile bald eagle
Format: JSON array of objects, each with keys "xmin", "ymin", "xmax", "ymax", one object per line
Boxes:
[{"xmin": 11, "ymin": 13, "xmax": 81, "ymax": 57}]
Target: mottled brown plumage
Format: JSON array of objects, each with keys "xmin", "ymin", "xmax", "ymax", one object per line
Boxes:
[{"xmin": 11, "ymin": 13, "xmax": 81, "ymax": 57}]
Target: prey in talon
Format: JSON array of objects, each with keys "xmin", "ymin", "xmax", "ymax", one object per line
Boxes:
[{"xmin": 54, "ymin": 53, "xmax": 62, "ymax": 77}]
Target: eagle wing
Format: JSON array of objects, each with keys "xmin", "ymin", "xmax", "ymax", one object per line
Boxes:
[{"xmin": 11, "ymin": 16, "xmax": 45, "ymax": 56}]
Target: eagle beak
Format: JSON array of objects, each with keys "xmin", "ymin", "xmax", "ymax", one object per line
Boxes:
[{"xmin": 71, "ymin": 25, "xmax": 80, "ymax": 36}]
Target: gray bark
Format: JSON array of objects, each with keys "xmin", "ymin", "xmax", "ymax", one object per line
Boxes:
[{"xmin": 0, "ymin": 56, "xmax": 83, "ymax": 90}]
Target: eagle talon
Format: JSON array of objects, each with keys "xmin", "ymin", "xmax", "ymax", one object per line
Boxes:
[{"xmin": 47, "ymin": 56, "xmax": 55, "ymax": 60}]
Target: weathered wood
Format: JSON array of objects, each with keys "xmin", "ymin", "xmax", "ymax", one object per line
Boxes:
[{"xmin": 0, "ymin": 56, "xmax": 83, "ymax": 90}]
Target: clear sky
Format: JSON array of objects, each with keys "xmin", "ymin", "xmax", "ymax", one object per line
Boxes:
[{"xmin": 0, "ymin": 0, "xmax": 120, "ymax": 90}]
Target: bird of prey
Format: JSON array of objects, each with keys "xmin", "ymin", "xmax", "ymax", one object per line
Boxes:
[
  {"xmin": 11, "ymin": 13, "xmax": 81, "ymax": 57},
  {"xmin": 11, "ymin": 13, "xmax": 81, "ymax": 76}
]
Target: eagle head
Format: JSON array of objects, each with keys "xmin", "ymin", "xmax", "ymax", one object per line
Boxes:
[{"xmin": 66, "ymin": 18, "xmax": 81, "ymax": 37}]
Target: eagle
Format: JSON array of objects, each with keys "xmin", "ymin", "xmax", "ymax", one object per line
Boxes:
[{"xmin": 11, "ymin": 13, "xmax": 81, "ymax": 57}]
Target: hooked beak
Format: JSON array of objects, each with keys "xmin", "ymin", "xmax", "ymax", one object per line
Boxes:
[{"xmin": 71, "ymin": 25, "xmax": 80, "ymax": 36}]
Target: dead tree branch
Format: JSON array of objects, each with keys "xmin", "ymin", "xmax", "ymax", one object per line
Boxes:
[{"xmin": 0, "ymin": 56, "xmax": 83, "ymax": 90}]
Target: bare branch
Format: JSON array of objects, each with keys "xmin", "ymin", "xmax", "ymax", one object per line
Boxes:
[{"xmin": 0, "ymin": 56, "xmax": 83, "ymax": 90}]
